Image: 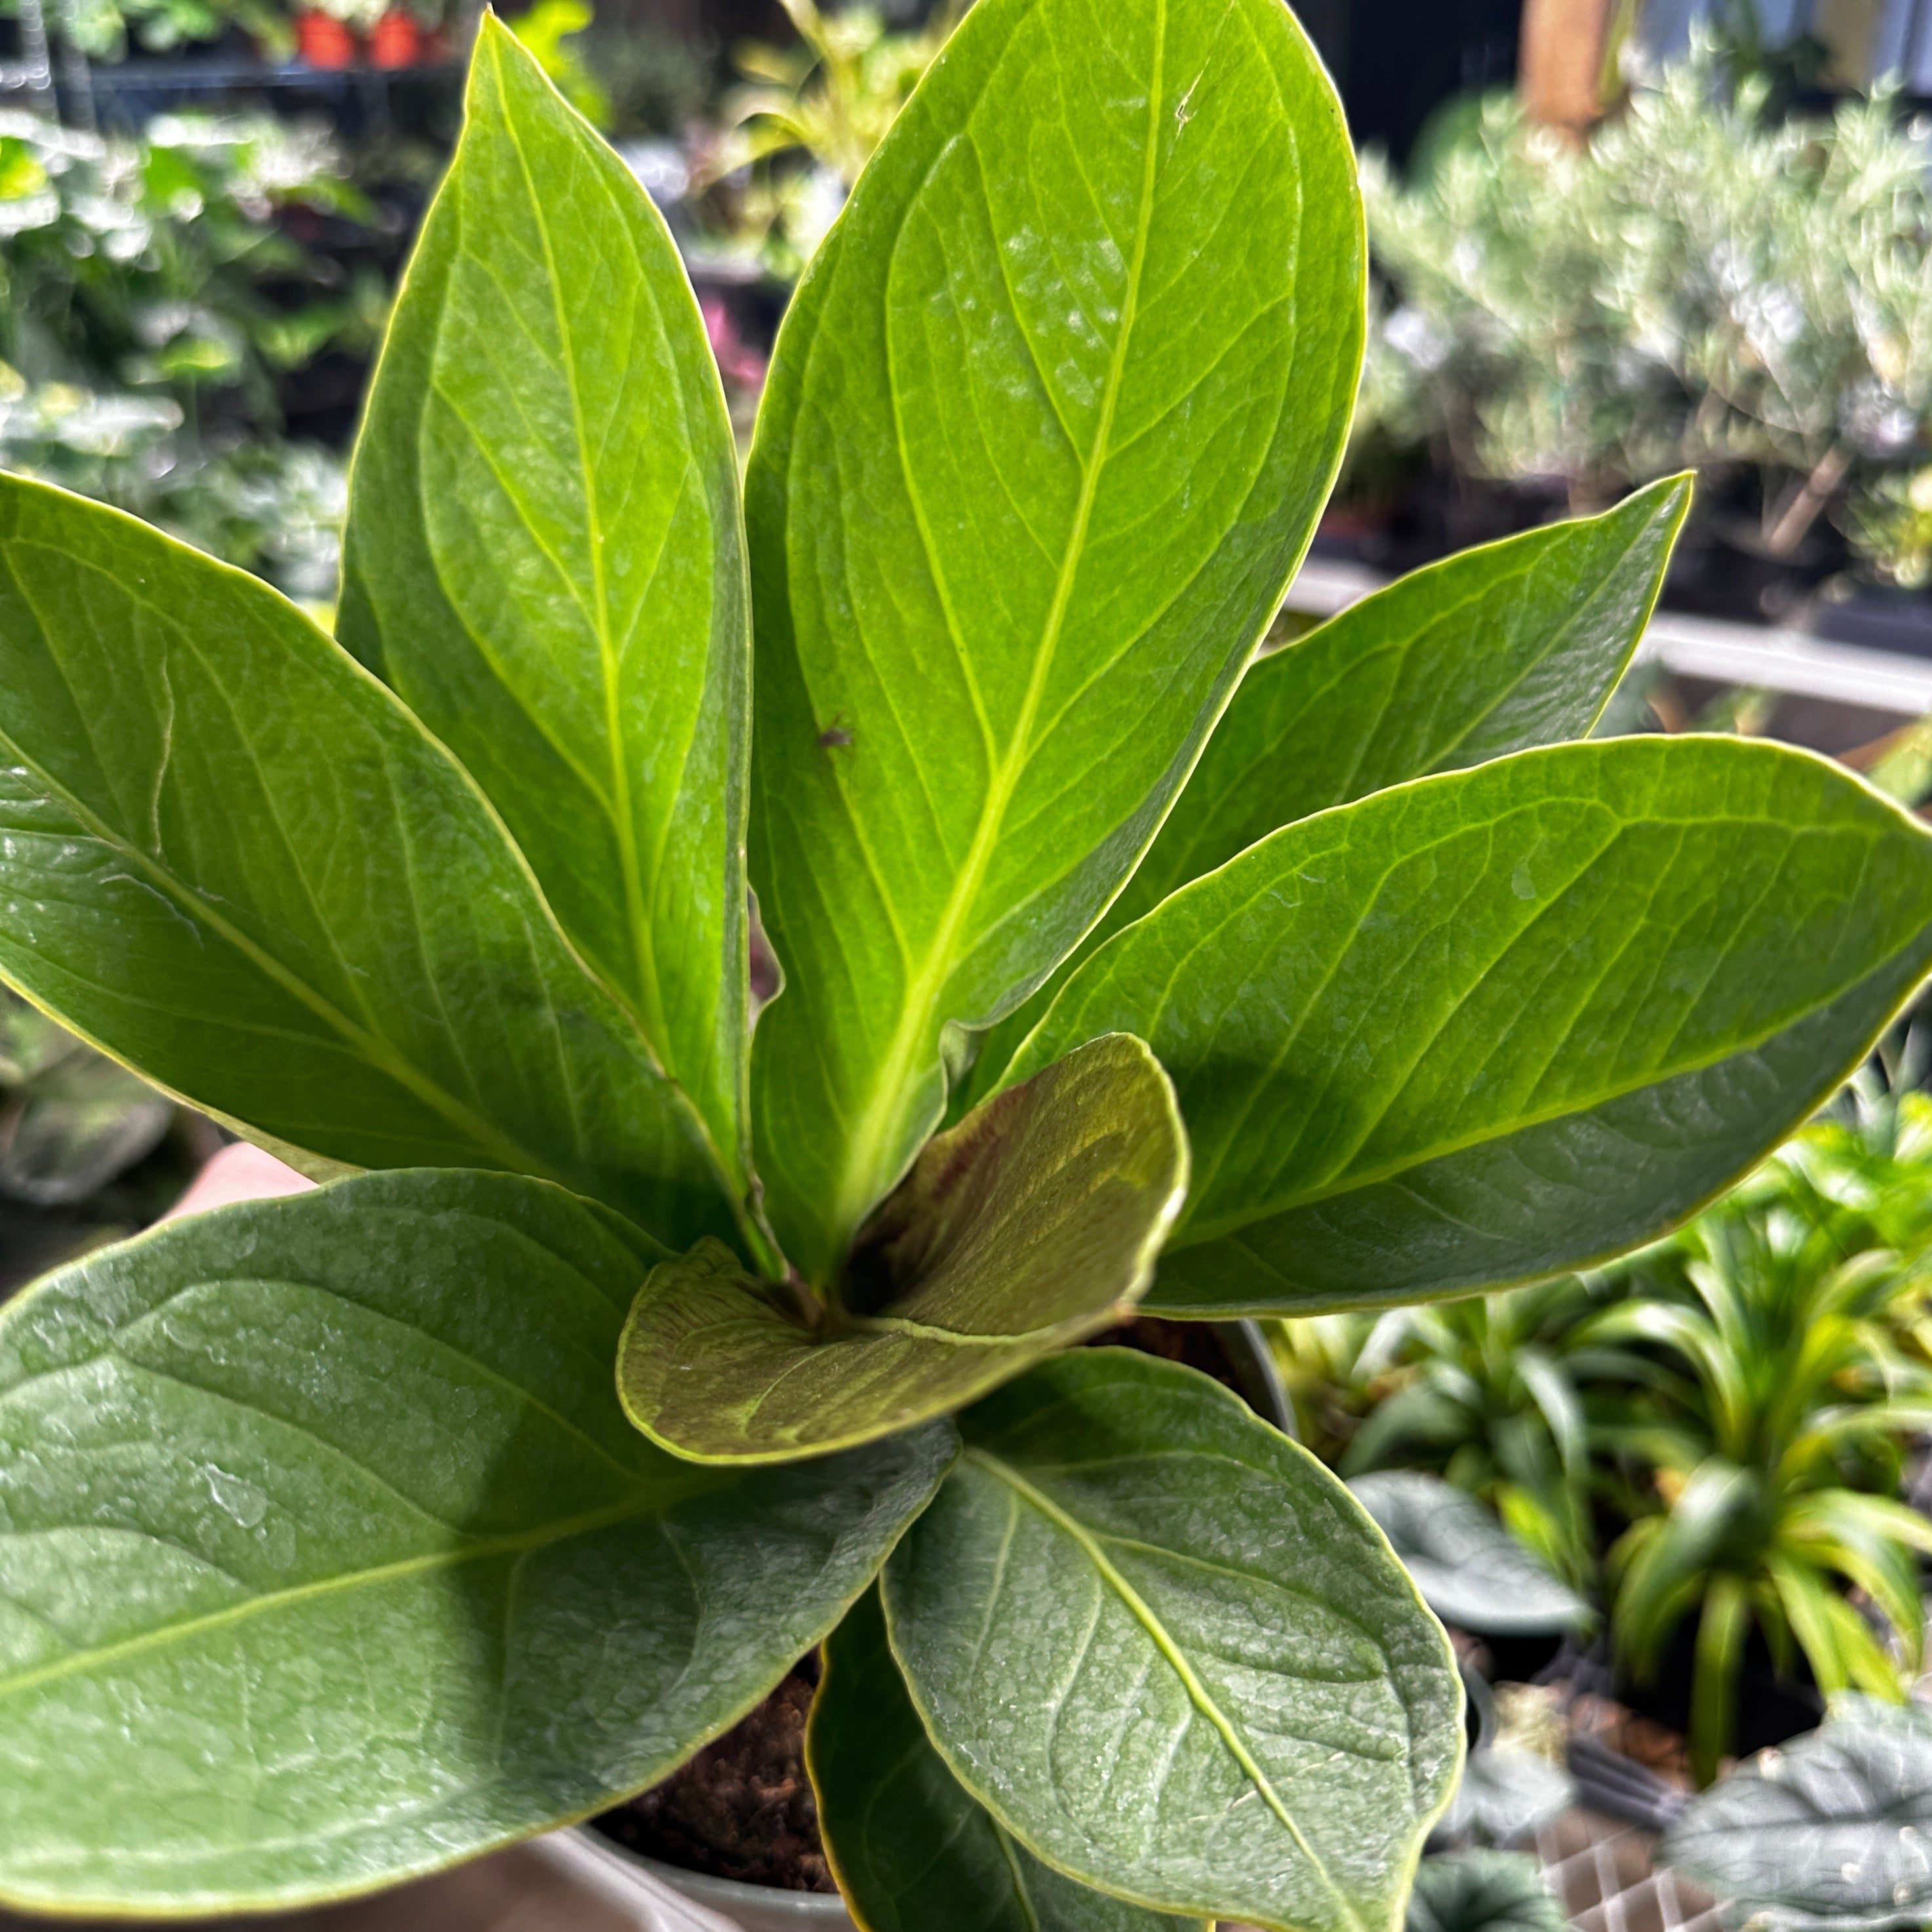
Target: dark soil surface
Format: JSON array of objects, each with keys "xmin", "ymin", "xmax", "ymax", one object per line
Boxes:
[
  {"xmin": 595, "ymin": 1661, "xmax": 835, "ymax": 1893},
  {"xmin": 1099, "ymin": 1312, "xmax": 1245, "ymax": 1392}
]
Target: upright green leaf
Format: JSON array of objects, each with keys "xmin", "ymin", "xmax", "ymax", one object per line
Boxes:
[
  {"xmin": 340, "ymin": 22, "xmax": 751, "ymax": 1194},
  {"xmin": 956, "ymin": 478, "xmax": 1691, "ymax": 1113},
  {"xmin": 0, "ymin": 1171, "xmax": 956, "ymax": 1915},
  {"xmin": 0, "ymin": 475, "xmax": 733, "ymax": 1246},
  {"xmin": 884, "ymin": 1350, "xmax": 1462, "ymax": 1932},
  {"xmin": 618, "ymin": 1035, "xmax": 1187, "ymax": 1462},
  {"xmin": 747, "ymin": 0, "xmax": 1364, "ymax": 1280},
  {"xmin": 1005, "ymin": 738, "xmax": 1932, "ymax": 1314},
  {"xmin": 812, "ymin": 1588, "xmax": 1208, "ymax": 1932}
]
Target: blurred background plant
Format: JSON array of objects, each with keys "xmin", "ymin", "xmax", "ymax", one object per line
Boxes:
[
  {"xmin": 682, "ymin": 0, "xmax": 966, "ymax": 281},
  {"xmin": 0, "ymin": 110, "xmax": 382, "ymax": 424},
  {"xmin": 1352, "ymin": 43, "xmax": 1932, "ymax": 594},
  {"xmin": 1571, "ymin": 1070, "xmax": 1932, "ymax": 1786},
  {"xmin": 509, "ymin": 0, "xmax": 610, "ymax": 128},
  {"xmin": 60, "ymin": 0, "xmax": 292, "ymax": 60},
  {"xmin": 1325, "ymin": 1283, "xmax": 1613, "ymax": 1594},
  {"xmin": 0, "ymin": 987, "xmax": 211, "ymax": 1299},
  {"xmin": 0, "ymin": 110, "xmax": 380, "ymax": 595}
]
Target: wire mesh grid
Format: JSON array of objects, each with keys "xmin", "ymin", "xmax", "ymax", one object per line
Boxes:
[{"xmin": 1532, "ymin": 1809, "xmax": 1726, "ymax": 1932}]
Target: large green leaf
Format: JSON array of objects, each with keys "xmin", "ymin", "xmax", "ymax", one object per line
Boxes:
[
  {"xmin": 617, "ymin": 1034, "xmax": 1187, "ymax": 1462},
  {"xmin": 0, "ymin": 474, "xmax": 732, "ymax": 1248},
  {"xmin": 1661, "ymin": 1695, "xmax": 1932, "ymax": 1932},
  {"xmin": 0, "ymin": 1170, "xmax": 956, "ymax": 1915},
  {"xmin": 812, "ymin": 1587, "xmax": 1208, "ymax": 1932},
  {"xmin": 959, "ymin": 478, "xmax": 1692, "ymax": 1115},
  {"xmin": 883, "ymin": 1350, "xmax": 1463, "ymax": 1932},
  {"xmin": 340, "ymin": 22, "xmax": 751, "ymax": 1194},
  {"xmin": 745, "ymin": 0, "xmax": 1364, "ymax": 1280},
  {"xmin": 1004, "ymin": 738, "xmax": 1932, "ymax": 1315},
  {"xmin": 1349, "ymin": 1472, "xmax": 1590, "ymax": 1636}
]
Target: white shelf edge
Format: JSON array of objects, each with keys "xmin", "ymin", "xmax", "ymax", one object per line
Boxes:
[{"xmin": 1286, "ymin": 555, "xmax": 1932, "ymax": 719}]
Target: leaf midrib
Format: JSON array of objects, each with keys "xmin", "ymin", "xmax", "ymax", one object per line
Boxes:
[
  {"xmin": 963, "ymin": 1444, "xmax": 1369, "ymax": 1932},
  {"xmin": 0, "ymin": 1482, "xmax": 720, "ymax": 1706},
  {"xmin": 488, "ymin": 52, "xmax": 667, "ymax": 1063},
  {"xmin": 823, "ymin": 0, "xmax": 1171, "ymax": 1267}
]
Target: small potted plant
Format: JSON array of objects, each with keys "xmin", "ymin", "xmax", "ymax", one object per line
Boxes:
[{"xmin": 3, "ymin": 5, "xmax": 1932, "ymax": 1929}]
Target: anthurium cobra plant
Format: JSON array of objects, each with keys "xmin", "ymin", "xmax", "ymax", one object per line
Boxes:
[{"xmin": 3, "ymin": 4, "xmax": 1932, "ymax": 1928}]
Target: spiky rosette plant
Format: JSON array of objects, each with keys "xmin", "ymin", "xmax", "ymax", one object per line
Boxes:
[{"xmin": 3, "ymin": 5, "xmax": 1932, "ymax": 1929}]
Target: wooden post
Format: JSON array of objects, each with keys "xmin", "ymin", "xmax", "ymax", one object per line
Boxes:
[
  {"xmin": 1519, "ymin": 0, "xmax": 1616, "ymax": 134},
  {"xmin": 1813, "ymin": 0, "xmax": 1883, "ymax": 86}
]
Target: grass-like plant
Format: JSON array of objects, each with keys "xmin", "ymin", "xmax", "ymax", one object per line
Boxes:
[
  {"xmin": 3, "ymin": 3, "xmax": 1932, "ymax": 1925},
  {"xmin": 1337, "ymin": 1280, "xmax": 1606, "ymax": 1592},
  {"xmin": 1587, "ymin": 1109, "xmax": 1932, "ymax": 1787}
]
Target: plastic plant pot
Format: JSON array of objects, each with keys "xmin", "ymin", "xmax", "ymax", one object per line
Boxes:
[
  {"xmin": 368, "ymin": 10, "xmax": 426, "ymax": 67},
  {"xmin": 558, "ymin": 1828, "xmax": 859, "ymax": 1932},
  {"xmin": 294, "ymin": 9, "xmax": 358, "ymax": 66}
]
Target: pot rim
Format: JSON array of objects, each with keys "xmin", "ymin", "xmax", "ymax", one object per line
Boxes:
[{"xmin": 570, "ymin": 1823, "xmax": 856, "ymax": 1923}]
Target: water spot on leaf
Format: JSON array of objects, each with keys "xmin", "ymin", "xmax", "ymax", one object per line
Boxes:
[{"xmin": 201, "ymin": 1462, "xmax": 268, "ymax": 1529}]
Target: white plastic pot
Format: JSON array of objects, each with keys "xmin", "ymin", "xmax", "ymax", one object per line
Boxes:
[{"xmin": 537, "ymin": 1827, "xmax": 858, "ymax": 1932}]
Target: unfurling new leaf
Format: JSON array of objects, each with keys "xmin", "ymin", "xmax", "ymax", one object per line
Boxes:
[{"xmin": 618, "ymin": 1034, "xmax": 1187, "ymax": 1461}]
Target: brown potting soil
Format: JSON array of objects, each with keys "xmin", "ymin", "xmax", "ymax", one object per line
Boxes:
[
  {"xmin": 1568, "ymin": 1690, "xmax": 1697, "ymax": 1790},
  {"xmin": 1100, "ymin": 1312, "xmax": 1244, "ymax": 1393},
  {"xmin": 595, "ymin": 1661, "xmax": 837, "ymax": 1893}
]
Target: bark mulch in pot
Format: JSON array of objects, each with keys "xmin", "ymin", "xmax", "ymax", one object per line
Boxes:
[{"xmin": 595, "ymin": 1659, "xmax": 837, "ymax": 1893}]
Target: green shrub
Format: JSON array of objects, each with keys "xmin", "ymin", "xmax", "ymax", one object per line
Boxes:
[
  {"xmin": 0, "ymin": 7, "xmax": 1929, "ymax": 1925},
  {"xmin": 1337, "ymin": 1281, "xmax": 1607, "ymax": 1592},
  {"xmin": 1358, "ymin": 49, "xmax": 1932, "ymax": 576},
  {"xmin": 0, "ymin": 109, "xmax": 382, "ymax": 424},
  {"xmin": 0, "ymin": 374, "xmax": 344, "ymax": 599}
]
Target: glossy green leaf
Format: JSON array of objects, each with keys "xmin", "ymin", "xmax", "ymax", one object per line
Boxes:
[
  {"xmin": 1660, "ymin": 1696, "xmax": 1932, "ymax": 1932},
  {"xmin": 812, "ymin": 1587, "xmax": 1208, "ymax": 1932},
  {"xmin": 1406, "ymin": 1854, "xmax": 1567, "ymax": 1932},
  {"xmin": 1004, "ymin": 738, "xmax": 1932, "ymax": 1315},
  {"xmin": 1349, "ymin": 1472, "xmax": 1590, "ymax": 1636},
  {"xmin": 956, "ymin": 479, "xmax": 1692, "ymax": 1114},
  {"xmin": 0, "ymin": 474, "xmax": 734, "ymax": 1248},
  {"xmin": 340, "ymin": 22, "xmax": 751, "ymax": 1193},
  {"xmin": 883, "ymin": 1349, "xmax": 1463, "ymax": 1932},
  {"xmin": 745, "ymin": 0, "xmax": 1364, "ymax": 1280},
  {"xmin": 618, "ymin": 1035, "xmax": 1187, "ymax": 1462},
  {"xmin": 0, "ymin": 1170, "xmax": 956, "ymax": 1915}
]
